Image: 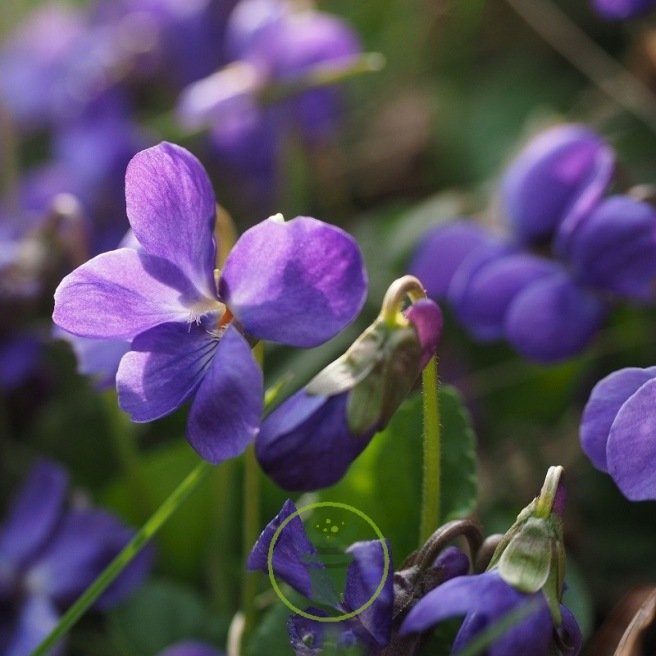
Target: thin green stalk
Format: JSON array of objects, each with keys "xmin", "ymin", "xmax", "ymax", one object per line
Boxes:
[
  {"xmin": 419, "ymin": 355, "xmax": 441, "ymax": 546},
  {"xmin": 32, "ymin": 460, "xmax": 213, "ymax": 656},
  {"xmin": 242, "ymin": 342, "xmax": 264, "ymax": 648},
  {"xmin": 101, "ymin": 391, "xmax": 151, "ymax": 520}
]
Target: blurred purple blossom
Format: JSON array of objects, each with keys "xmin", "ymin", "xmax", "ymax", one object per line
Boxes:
[
  {"xmin": 0, "ymin": 460, "xmax": 152, "ymax": 656},
  {"xmin": 409, "ymin": 124, "xmax": 656, "ymax": 363},
  {"xmin": 53, "ymin": 142, "xmax": 367, "ymax": 464}
]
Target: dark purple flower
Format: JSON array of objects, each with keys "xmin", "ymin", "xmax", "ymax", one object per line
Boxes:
[
  {"xmin": 157, "ymin": 642, "xmax": 223, "ymax": 656},
  {"xmin": 581, "ymin": 366, "xmax": 656, "ymax": 500},
  {"xmin": 592, "ymin": 0, "xmax": 656, "ymax": 20},
  {"xmin": 256, "ymin": 297, "xmax": 442, "ymax": 490},
  {"xmin": 501, "ymin": 124, "xmax": 614, "ymax": 245},
  {"xmin": 400, "ymin": 570, "xmax": 581, "ymax": 656},
  {"xmin": 0, "ymin": 460, "xmax": 152, "ymax": 656},
  {"xmin": 53, "ymin": 142, "xmax": 366, "ymax": 463},
  {"xmin": 565, "ymin": 195, "xmax": 656, "ymax": 303},
  {"xmin": 248, "ymin": 501, "xmax": 393, "ymax": 654}
]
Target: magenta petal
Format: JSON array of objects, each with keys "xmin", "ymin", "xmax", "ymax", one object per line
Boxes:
[
  {"xmin": 580, "ymin": 367, "xmax": 656, "ymax": 472},
  {"xmin": 220, "ymin": 216, "xmax": 367, "ymax": 347},
  {"xmin": 405, "ymin": 299, "xmax": 443, "ymax": 370},
  {"xmin": 0, "ymin": 461, "xmax": 68, "ymax": 570},
  {"xmin": 186, "ymin": 326, "xmax": 263, "ymax": 463},
  {"xmin": 607, "ymin": 378, "xmax": 656, "ymax": 500},
  {"xmin": 117, "ymin": 322, "xmax": 219, "ymax": 422},
  {"xmin": 504, "ymin": 273, "xmax": 607, "ymax": 362},
  {"xmin": 53, "ymin": 249, "xmax": 205, "ymax": 340},
  {"xmin": 125, "ymin": 142, "xmax": 217, "ymax": 297}
]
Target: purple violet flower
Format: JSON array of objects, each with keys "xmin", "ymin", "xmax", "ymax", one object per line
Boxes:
[
  {"xmin": 400, "ymin": 569, "xmax": 582, "ymax": 656},
  {"xmin": 0, "ymin": 460, "xmax": 152, "ymax": 656},
  {"xmin": 248, "ymin": 500, "xmax": 393, "ymax": 653},
  {"xmin": 256, "ymin": 296, "xmax": 442, "ymax": 490},
  {"xmin": 501, "ymin": 124, "xmax": 614, "ymax": 246},
  {"xmin": 53, "ymin": 142, "xmax": 367, "ymax": 463},
  {"xmin": 592, "ymin": 0, "xmax": 656, "ymax": 20},
  {"xmin": 581, "ymin": 366, "xmax": 656, "ymax": 500}
]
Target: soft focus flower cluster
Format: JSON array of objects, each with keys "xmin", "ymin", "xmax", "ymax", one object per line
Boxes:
[
  {"xmin": 0, "ymin": 460, "xmax": 151, "ymax": 656},
  {"xmin": 410, "ymin": 123, "xmax": 656, "ymax": 363}
]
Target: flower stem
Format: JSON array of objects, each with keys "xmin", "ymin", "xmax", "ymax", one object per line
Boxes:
[
  {"xmin": 419, "ymin": 354, "xmax": 441, "ymax": 547},
  {"xmin": 241, "ymin": 341, "xmax": 265, "ymax": 649},
  {"xmin": 31, "ymin": 460, "xmax": 214, "ymax": 656}
]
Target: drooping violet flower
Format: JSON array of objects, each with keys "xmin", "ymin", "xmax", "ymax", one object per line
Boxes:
[
  {"xmin": 501, "ymin": 124, "xmax": 614, "ymax": 246},
  {"xmin": 53, "ymin": 142, "xmax": 366, "ymax": 463},
  {"xmin": 248, "ymin": 500, "xmax": 393, "ymax": 653},
  {"xmin": 257, "ymin": 280, "xmax": 442, "ymax": 491},
  {"xmin": 580, "ymin": 366, "xmax": 656, "ymax": 500},
  {"xmin": 157, "ymin": 643, "xmax": 223, "ymax": 656},
  {"xmin": 0, "ymin": 460, "xmax": 152, "ymax": 656},
  {"xmin": 592, "ymin": 0, "xmax": 656, "ymax": 20},
  {"xmin": 400, "ymin": 570, "xmax": 581, "ymax": 656}
]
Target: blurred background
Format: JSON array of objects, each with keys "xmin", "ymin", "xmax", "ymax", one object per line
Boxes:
[{"xmin": 3, "ymin": 0, "xmax": 656, "ymax": 653}]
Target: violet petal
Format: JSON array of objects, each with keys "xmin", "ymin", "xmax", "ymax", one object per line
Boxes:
[
  {"xmin": 117, "ymin": 321, "xmax": 219, "ymax": 422},
  {"xmin": 53, "ymin": 249, "xmax": 210, "ymax": 340},
  {"xmin": 504, "ymin": 272, "xmax": 607, "ymax": 362},
  {"xmin": 125, "ymin": 142, "xmax": 217, "ymax": 298},
  {"xmin": 580, "ymin": 367, "xmax": 656, "ymax": 472},
  {"xmin": 607, "ymin": 377, "xmax": 656, "ymax": 500},
  {"xmin": 220, "ymin": 216, "xmax": 366, "ymax": 347},
  {"xmin": 186, "ymin": 325, "xmax": 262, "ymax": 464}
]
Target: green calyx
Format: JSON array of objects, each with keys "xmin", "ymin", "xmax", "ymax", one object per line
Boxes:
[
  {"xmin": 306, "ymin": 275, "xmax": 428, "ymax": 436},
  {"xmin": 487, "ymin": 466, "xmax": 567, "ymax": 625}
]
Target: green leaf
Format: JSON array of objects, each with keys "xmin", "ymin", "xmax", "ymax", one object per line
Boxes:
[
  {"xmin": 318, "ymin": 386, "xmax": 477, "ymax": 563},
  {"xmin": 107, "ymin": 579, "xmax": 221, "ymax": 656}
]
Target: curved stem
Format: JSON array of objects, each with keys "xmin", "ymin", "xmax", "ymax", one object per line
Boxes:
[
  {"xmin": 416, "ymin": 519, "xmax": 484, "ymax": 571},
  {"xmin": 32, "ymin": 460, "xmax": 214, "ymax": 656},
  {"xmin": 380, "ymin": 275, "xmax": 427, "ymax": 326},
  {"xmin": 419, "ymin": 354, "xmax": 441, "ymax": 546}
]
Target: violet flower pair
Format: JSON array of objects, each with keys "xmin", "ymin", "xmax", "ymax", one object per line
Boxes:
[
  {"xmin": 410, "ymin": 123, "xmax": 656, "ymax": 363},
  {"xmin": 0, "ymin": 461, "xmax": 151, "ymax": 656},
  {"xmin": 53, "ymin": 141, "xmax": 367, "ymax": 464}
]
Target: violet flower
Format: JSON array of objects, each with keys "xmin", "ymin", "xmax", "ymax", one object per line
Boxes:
[
  {"xmin": 256, "ymin": 292, "xmax": 442, "ymax": 491},
  {"xmin": 592, "ymin": 0, "xmax": 656, "ymax": 20},
  {"xmin": 408, "ymin": 124, "xmax": 656, "ymax": 362},
  {"xmin": 400, "ymin": 570, "xmax": 581, "ymax": 656},
  {"xmin": 580, "ymin": 366, "xmax": 656, "ymax": 500},
  {"xmin": 248, "ymin": 500, "xmax": 393, "ymax": 654},
  {"xmin": 53, "ymin": 142, "xmax": 366, "ymax": 463},
  {"xmin": 0, "ymin": 460, "xmax": 152, "ymax": 656}
]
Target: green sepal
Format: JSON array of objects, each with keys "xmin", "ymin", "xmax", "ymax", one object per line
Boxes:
[
  {"xmin": 346, "ymin": 325, "xmax": 421, "ymax": 434},
  {"xmin": 542, "ymin": 541, "xmax": 564, "ymax": 625},
  {"xmin": 306, "ymin": 321, "xmax": 388, "ymax": 397},
  {"xmin": 497, "ymin": 517, "xmax": 554, "ymax": 594}
]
